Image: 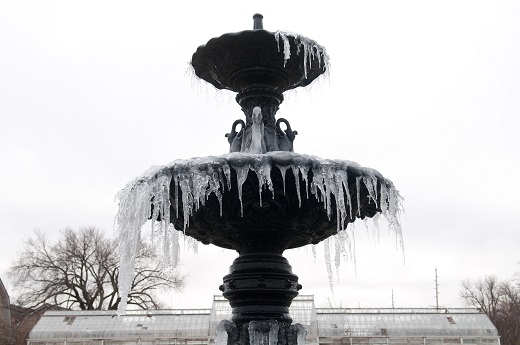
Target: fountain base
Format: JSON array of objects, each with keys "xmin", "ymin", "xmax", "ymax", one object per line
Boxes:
[
  {"xmin": 217, "ymin": 319, "xmax": 306, "ymax": 345},
  {"xmin": 217, "ymin": 253, "xmax": 306, "ymax": 345},
  {"xmin": 219, "ymin": 253, "xmax": 301, "ymax": 324}
]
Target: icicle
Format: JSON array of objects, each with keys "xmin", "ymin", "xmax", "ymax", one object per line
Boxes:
[
  {"xmin": 277, "ymin": 165, "xmax": 288, "ymax": 195},
  {"xmin": 311, "ymin": 161, "xmax": 333, "ymax": 220},
  {"xmin": 337, "ymin": 230, "xmax": 351, "ymax": 264},
  {"xmin": 334, "ymin": 233, "xmax": 342, "ymax": 273},
  {"xmin": 170, "ymin": 225, "xmax": 180, "ymax": 268},
  {"xmin": 291, "ymin": 166, "xmax": 302, "ymax": 207},
  {"xmin": 362, "ymin": 170, "xmax": 379, "ymax": 209},
  {"xmin": 115, "ymin": 167, "xmax": 164, "ymax": 315},
  {"xmin": 268, "ymin": 321, "xmax": 279, "ymax": 345},
  {"xmin": 251, "ymin": 157, "xmax": 273, "ymax": 206},
  {"xmin": 274, "ymin": 31, "xmax": 291, "ymax": 66},
  {"xmin": 298, "ymin": 164, "xmax": 310, "ymax": 200},
  {"xmin": 355, "ymin": 176, "xmax": 362, "ymax": 217},
  {"xmin": 174, "ymin": 175, "xmax": 179, "ymax": 218},
  {"xmin": 293, "ymin": 324, "xmax": 307, "ymax": 345},
  {"xmin": 274, "ymin": 30, "xmax": 330, "ymax": 80},
  {"xmin": 362, "ymin": 218, "xmax": 370, "ymax": 235},
  {"xmin": 216, "ymin": 320, "xmax": 230, "ymax": 345},
  {"xmin": 350, "ymin": 223, "xmax": 358, "ymax": 277},
  {"xmin": 371, "ymin": 213, "xmax": 381, "ymax": 240},
  {"xmin": 248, "ymin": 320, "xmax": 279, "ymax": 345},
  {"xmin": 343, "ymin": 170, "xmax": 353, "ymax": 223},
  {"xmin": 193, "ymin": 237, "xmax": 199, "ymax": 253},
  {"xmin": 333, "ymin": 169, "xmax": 348, "ymax": 230},
  {"xmin": 179, "ymin": 177, "xmax": 193, "ymax": 230},
  {"xmin": 235, "ymin": 164, "xmax": 250, "ymax": 217},
  {"xmin": 323, "ymin": 238, "xmax": 333, "ymax": 291},
  {"xmin": 323, "ymin": 162, "xmax": 334, "ymax": 220}
]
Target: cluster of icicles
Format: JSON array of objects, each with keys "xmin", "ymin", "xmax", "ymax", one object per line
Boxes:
[
  {"xmin": 274, "ymin": 30, "xmax": 330, "ymax": 80},
  {"xmin": 115, "ymin": 152, "xmax": 403, "ymax": 314},
  {"xmin": 216, "ymin": 320, "xmax": 306, "ymax": 345}
]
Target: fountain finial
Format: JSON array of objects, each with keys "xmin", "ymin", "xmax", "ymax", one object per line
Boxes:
[{"xmin": 253, "ymin": 13, "xmax": 263, "ymax": 30}]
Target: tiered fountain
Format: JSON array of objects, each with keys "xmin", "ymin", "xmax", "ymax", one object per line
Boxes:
[{"xmin": 116, "ymin": 14, "xmax": 402, "ymax": 345}]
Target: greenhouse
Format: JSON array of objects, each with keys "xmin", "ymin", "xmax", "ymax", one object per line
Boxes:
[{"xmin": 28, "ymin": 295, "xmax": 499, "ymax": 345}]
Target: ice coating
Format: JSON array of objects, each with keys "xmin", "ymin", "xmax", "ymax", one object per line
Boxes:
[
  {"xmin": 217, "ymin": 320, "xmax": 303, "ymax": 345},
  {"xmin": 115, "ymin": 152, "xmax": 403, "ymax": 314},
  {"xmin": 293, "ymin": 324, "xmax": 307, "ymax": 345},
  {"xmin": 274, "ymin": 31, "xmax": 330, "ymax": 79},
  {"xmin": 216, "ymin": 320, "xmax": 230, "ymax": 345},
  {"xmin": 249, "ymin": 320, "xmax": 279, "ymax": 345}
]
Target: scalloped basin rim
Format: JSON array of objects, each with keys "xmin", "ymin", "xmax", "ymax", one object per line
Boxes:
[
  {"xmin": 191, "ymin": 29, "xmax": 328, "ymax": 92},
  {"xmin": 151, "ymin": 152, "xmax": 385, "ymax": 181}
]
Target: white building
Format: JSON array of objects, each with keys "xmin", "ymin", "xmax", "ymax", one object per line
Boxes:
[{"xmin": 28, "ymin": 295, "xmax": 499, "ymax": 345}]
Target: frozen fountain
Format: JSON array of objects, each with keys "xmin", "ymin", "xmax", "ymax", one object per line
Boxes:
[{"xmin": 116, "ymin": 14, "xmax": 402, "ymax": 345}]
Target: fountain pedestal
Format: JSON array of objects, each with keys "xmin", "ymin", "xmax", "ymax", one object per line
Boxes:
[
  {"xmin": 217, "ymin": 253, "xmax": 304, "ymax": 345},
  {"xmin": 220, "ymin": 253, "xmax": 300, "ymax": 324}
]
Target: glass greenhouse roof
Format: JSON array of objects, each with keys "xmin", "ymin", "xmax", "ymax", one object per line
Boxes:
[
  {"xmin": 314, "ymin": 309, "xmax": 498, "ymax": 337},
  {"xmin": 29, "ymin": 295, "xmax": 499, "ymax": 344},
  {"xmin": 30, "ymin": 309, "xmax": 213, "ymax": 341}
]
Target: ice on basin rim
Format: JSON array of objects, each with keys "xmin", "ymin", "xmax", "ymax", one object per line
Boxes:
[{"xmin": 115, "ymin": 152, "xmax": 404, "ymax": 314}]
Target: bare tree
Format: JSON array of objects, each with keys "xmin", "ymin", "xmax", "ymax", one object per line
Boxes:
[
  {"xmin": 501, "ymin": 279, "xmax": 520, "ymax": 345},
  {"xmin": 460, "ymin": 276, "xmax": 505, "ymax": 320},
  {"xmin": 8, "ymin": 227, "xmax": 183, "ymax": 310},
  {"xmin": 461, "ymin": 275, "xmax": 520, "ymax": 345}
]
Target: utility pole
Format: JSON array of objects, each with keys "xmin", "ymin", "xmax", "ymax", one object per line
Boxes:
[
  {"xmin": 391, "ymin": 289, "xmax": 395, "ymax": 308},
  {"xmin": 435, "ymin": 267, "xmax": 439, "ymax": 310}
]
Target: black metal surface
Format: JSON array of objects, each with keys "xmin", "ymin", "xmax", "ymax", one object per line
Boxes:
[
  {"xmin": 191, "ymin": 29, "xmax": 325, "ymax": 95},
  {"xmin": 219, "ymin": 253, "xmax": 301, "ymax": 324},
  {"xmin": 170, "ymin": 165, "xmax": 381, "ymax": 254}
]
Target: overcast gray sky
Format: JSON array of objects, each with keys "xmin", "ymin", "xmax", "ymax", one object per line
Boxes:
[{"xmin": 1, "ymin": 0, "xmax": 519, "ymax": 309}]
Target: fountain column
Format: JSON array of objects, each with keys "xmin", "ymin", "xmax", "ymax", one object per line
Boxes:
[
  {"xmin": 218, "ymin": 253, "xmax": 305, "ymax": 345},
  {"xmin": 236, "ymin": 88, "xmax": 283, "ymax": 153},
  {"xmin": 220, "ymin": 253, "xmax": 300, "ymax": 322}
]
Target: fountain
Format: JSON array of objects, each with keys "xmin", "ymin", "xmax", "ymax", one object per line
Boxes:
[{"xmin": 116, "ymin": 14, "xmax": 402, "ymax": 345}]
